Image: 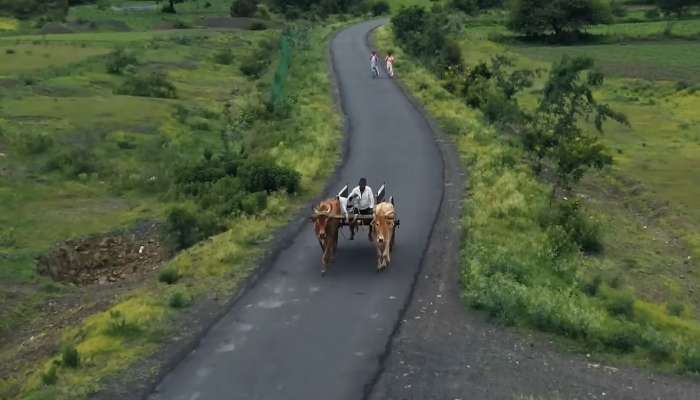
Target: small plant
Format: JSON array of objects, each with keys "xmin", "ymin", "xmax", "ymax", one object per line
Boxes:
[
  {"xmin": 106, "ymin": 48, "xmax": 138, "ymax": 74},
  {"xmin": 666, "ymin": 302, "xmax": 685, "ymax": 317},
  {"xmin": 231, "ymin": 0, "xmax": 259, "ymax": 17},
  {"xmin": 5, "ymin": 48, "xmax": 15, "ymax": 54},
  {"xmin": 173, "ymin": 19, "xmax": 191, "ymax": 29},
  {"xmin": 61, "ymin": 345, "xmax": 80, "ymax": 368},
  {"xmin": 17, "ymin": 131, "xmax": 53, "ymax": 155},
  {"xmin": 97, "ymin": 0, "xmax": 111, "ymax": 11},
  {"xmin": 214, "ymin": 48, "xmax": 235, "ymax": 65},
  {"xmin": 682, "ymin": 349, "xmax": 700, "ymax": 374},
  {"xmin": 106, "ymin": 309, "xmax": 142, "ymax": 337},
  {"xmin": 604, "ymin": 290, "xmax": 635, "ymax": 318},
  {"xmin": 116, "ymin": 71, "xmax": 177, "ymax": 99},
  {"xmin": 581, "ymin": 274, "xmax": 602, "ymax": 296},
  {"xmin": 0, "ymin": 228, "xmax": 17, "ymax": 248},
  {"xmin": 158, "ymin": 268, "xmax": 180, "ymax": 284},
  {"xmin": 169, "ymin": 291, "xmax": 191, "ymax": 308},
  {"xmin": 249, "ymin": 21, "xmax": 267, "ymax": 31},
  {"xmin": 41, "ymin": 364, "xmax": 58, "ymax": 386}
]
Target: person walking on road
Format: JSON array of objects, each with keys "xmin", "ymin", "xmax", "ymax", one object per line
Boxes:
[
  {"xmin": 370, "ymin": 50, "xmax": 380, "ymax": 78},
  {"xmin": 385, "ymin": 51, "xmax": 395, "ymax": 78}
]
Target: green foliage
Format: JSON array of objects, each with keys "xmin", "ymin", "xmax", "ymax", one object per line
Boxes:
[
  {"xmin": 213, "ymin": 48, "xmax": 235, "ymax": 65},
  {"xmin": 666, "ymin": 302, "xmax": 685, "ymax": 317},
  {"xmin": 539, "ymin": 199, "xmax": 603, "ymax": 254},
  {"xmin": 105, "ymin": 309, "xmax": 142, "ymax": 338},
  {"xmin": 508, "ymin": 0, "xmax": 613, "ymax": 37},
  {"xmin": 239, "ymin": 159, "xmax": 301, "ymax": 194},
  {"xmin": 0, "ymin": 228, "xmax": 17, "ymax": 248},
  {"xmin": 603, "ymin": 289, "xmax": 635, "ymax": 318},
  {"xmin": 240, "ymin": 38, "xmax": 276, "ymax": 78},
  {"xmin": 106, "ymin": 48, "xmax": 138, "ymax": 75},
  {"xmin": 60, "ymin": 345, "xmax": 79, "ymax": 369},
  {"xmin": 16, "ymin": 132, "xmax": 53, "ymax": 155},
  {"xmin": 682, "ymin": 348, "xmax": 700, "ymax": 373},
  {"xmin": 523, "ymin": 56, "xmax": 628, "ymax": 191},
  {"xmin": 168, "ymin": 291, "xmax": 191, "ymax": 308},
  {"xmin": 158, "ymin": 268, "xmax": 180, "ymax": 284},
  {"xmin": 451, "ymin": 0, "xmax": 478, "ymax": 15},
  {"xmin": 391, "ymin": 5, "xmax": 463, "ymax": 73},
  {"xmin": 231, "ymin": 0, "xmax": 259, "ymax": 17},
  {"xmin": 0, "ymin": 0, "xmax": 68, "ymax": 20},
  {"xmin": 41, "ymin": 365, "xmax": 58, "ymax": 386},
  {"xmin": 115, "ymin": 71, "xmax": 177, "ymax": 99},
  {"xmin": 370, "ymin": 0, "xmax": 390, "ymax": 15},
  {"xmin": 657, "ymin": 0, "xmax": 700, "ymax": 17},
  {"xmin": 162, "ymin": 206, "xmax": 223, "ymax": 251},
  {"xmin": 45, "ymin": 147, "xmax": 100, "ymax": 178}
]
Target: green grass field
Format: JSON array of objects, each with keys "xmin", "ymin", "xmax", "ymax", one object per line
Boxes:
[{"xmin": 376, "ymin": 3, "xmax": 700, "ymax": 373}]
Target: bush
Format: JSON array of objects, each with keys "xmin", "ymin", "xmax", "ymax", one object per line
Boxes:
[
  {"xmin": 604, "ymin": 290, "xmax": 635, "ymax": 318},
  {"xmin": 106, "ymin": 47, "xmax": 138, "ymax": 74},
  {"xmin": 0, "ymin": 228, "xmax": 17, "ymax": 248},
  {"xmin": 17, "ymin": 131, "xmax": 53, "ymax": 155},
  {"xmin": 5, "ymin": 48, "xmax": 15, "ymax": 54},
  {"xmin": 61, "ymin": 345, "xmax": 80, "ymax": 368},
  {"xmin": 105, "ymin": 309, "xmax": 142, "ymax": 337},
  {"xmin": 45, "ymin": 147, "xmax": 100, "ymax": 178},
  {"xmin": 539, "ymin": 199, "xmax": 603, "ymax": 254},
  {"xmin": 645, "ymin": 8, "xmax": 660, "ymax": 19},
  {"xmin": 600, "ymin": 321, "xmax": 639, "ymax": 352},
  {"xmin": 451, "ymin": 0, "xmax": 478, "ymax": 15},
  {"xmin": 582, "ymin": 274, "xmax": 603, "ymax": 296},
  {"xmin": 240, "ymin": 191, "xmax": 268, "ymax": 215},
  {"xmin": 239, "ymin": 39, "xmax": 275, "ymax": 78},
  {"xmin": 666, "ymin": 302, "xmax": 685, "ymax": 317},
  {"xmin": 238, "ymin": 159, "xmax": 300, "ymax": 194},
  {"xmin": 42, "ymin": 365, "xmax": 58, "ymax": 386},
  {"xmin": 96, "ymin": 0, "xmax": 110, "ymax": 11},
  {"xmin": 249, "ymin": 21, "xmax": 267, "ymax": 30},
  {"xmin": 162, "ymin": 206, "xmax": 223, "ymax": 250},
  {"xmin": 610, "ymin": 1, "xmax": 627, "ymax": 17},
  {"xmin": 231, "ymin": 0, "xmax": 258, "ymax": 17},
  {"xmin": 158, "ymin": 268, "xmax": 180, "ymax": 284},
  {"xmin": 213, "ymin": 48, "xmax": 235, "ymax": 65},
  {"xmin": 682, "ymin": 348, "xmax": 700, "ymax": 373},
  {"xmin": 371, "ymin": 0, "xmax": 390, "ymax": 15},
  {"xmin": 116, "ymin": 71, "xmax": 177, "ymax": 99},
  {"xmin": 643, "ymin": 329, "xmax": 675, "ymax": 361},
  {"xmin": 169, "ymin": 291, "xmax": 191, "ymax": 308},
  {"xmin": 173, "ymin": 19, "xmax": 191, "ymax": 29}
]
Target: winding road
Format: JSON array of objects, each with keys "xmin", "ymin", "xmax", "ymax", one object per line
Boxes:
[{"xmin": 148, "ymin": 20, "xmax": 443, "ymax": 400}]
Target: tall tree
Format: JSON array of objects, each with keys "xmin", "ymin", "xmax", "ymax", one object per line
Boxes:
[{"xmin": 508, "ymin": 0, "xmax": 612, "ymax": 37}]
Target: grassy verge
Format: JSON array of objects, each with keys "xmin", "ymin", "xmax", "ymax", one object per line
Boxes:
[
  {"xmin": 0, "ymin": 15, "xmax": 345, "ymax": 400},
  {"xmin": 374, "ymin": 24, "xmax": 700, "ymax": 374}
]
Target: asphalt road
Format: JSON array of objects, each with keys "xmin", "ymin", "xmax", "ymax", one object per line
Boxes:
[{"xmin": 148, "ymin": 20, "xmax": 443, "ymax": 400}]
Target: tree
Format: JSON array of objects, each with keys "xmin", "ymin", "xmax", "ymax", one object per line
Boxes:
[
  {"xmin": 657, "ymin": 0, "xmax": 700, "ymax": 17},
  {"xmin": 508, "ymin": 0, "xmax": 612, "ymax": 37},
  {"xmin": 522, "ymin": 56, "xmax": 628, "ymax": 193}
]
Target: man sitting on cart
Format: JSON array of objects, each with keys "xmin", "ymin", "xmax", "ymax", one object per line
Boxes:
[{"xmin": 348, "ymin": 177, "xmax": 375, "ymax": 240}]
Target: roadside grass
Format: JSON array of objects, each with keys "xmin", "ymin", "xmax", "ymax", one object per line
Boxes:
[
  {"xmin": 374, "ymin": 23, "xmax": 700, "ymax": 374},
  {"xmin": 0, "ymin": 43, "xmax": 110, "ymax": 76},
  {"xmin": 0, "ymin": 17, "xmax": 19, "ymax": 31},
  {"xmin": 0, "ymin": 17, "xmax": 344, "ymax": 399}
]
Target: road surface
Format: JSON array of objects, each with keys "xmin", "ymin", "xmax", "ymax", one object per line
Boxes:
[{"xmin": 148, "ymin": 19, "xmax": 443, "ymax": 400}]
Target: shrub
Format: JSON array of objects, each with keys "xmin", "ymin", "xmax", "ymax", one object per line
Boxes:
[
  {"xmin": 158, "ymin": 267, "xmax": 180, "ymax": 284},
  {"xmin": 582, "ymin": 274, "xmax": 603, "ymax": 296},
  {"xmin": 173, "ymin": 19, "xmax": 191, "ymax": 29},
  {"xmin": 42, "ymin": 365, "xmax": 58, "ymax": 386},
  {"xmin": 169, "ymin": 291, "xmax": 191, "ymax": 308},
  {"xmin": 0, "ymin": 228, "xmax": 17, "ymax": 248},
  {"xmin": 116, "ymin": 71, "xmax": 177, "ymax": 99},
  {"xmin": 239, "ymin": 39, "xmax": 275, "ymax": 78},
  {"xmin": 17, "ymin": 131, "xmax": 53, "ymax": 155},
  {"xmin": 539, "ymin": 200, "xmax": 603, "ymax": 254},
  {"xmin": 105, "ymin": 310, "xmax": 142, "ymax": 337},
  {"xmin": 604, "ymin": 289, "xmax": 635, "ymax": 318},
  {"xmin": 5, "ymin": 48, "xmax": 15, "ymax": 54},
  {"xmin": 238, "ymin": 159, "xmax": 300, "ymax": 194},
  {"xmin": 96, "ymin": 0, "xmax": 110, "ymax": 11},
  {"xmin": 45, "ymin": 147, "xmax": 100, "ymax": 178},
  {"xmin": 240, "ymin": 191, "xmax": 268, "ymax": 215},
  {"xmin": 249, "ymin": 21, "xmax": 267, "ymax": 30},
  {"xmin": 451, "ymin": 0, "xmax": 478, "ymax": 15},
  {"xmin": 162, "ymin": 206, "xmax": 223, "ymax": 250},
  {"xmin": 214, "ymin": 48, "xmax": 235, "ymax": 65},
  {"xmin": 106, "ymin": 47, "xmax": 138, "ymax": 74},
  {"xmin": 371, "ymin": 0, "xmax": 390, "ymax": 15},
  {"xmin": 231, "ymin": 0, "xmax": 259, "ymax": 17},
  {"xmin": 643, "ymin": 329, "xmax": 675, "ymax": 361},
  {"xmin": 682, "ymin": 348, "xmax": 700, "ymax": 373},
  {"xmin": 61, "ymin": 345, "xmax": 79, "ymax": 368},
  {"xmin": 600, "ymin": 321, "xmax": 639, "ymax": 352},
  {"xmin": 666, "ymin": 302, "xmax": 685, "ymax": 317},
  {"xmin": 644, "ymin": 8, "xmax": 660, "ymax": 19},
  {"xmin": 610, "ymin": 1, "xmax": 627, "ymax": 17}
]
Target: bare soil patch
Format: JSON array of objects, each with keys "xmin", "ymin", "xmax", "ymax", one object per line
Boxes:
[{"xmin": 37, "ymin": 221, "xmax": 170, "ymax": 286}]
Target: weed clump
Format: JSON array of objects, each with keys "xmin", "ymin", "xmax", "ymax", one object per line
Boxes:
[
  {"xmin": 61, "ymin": 345, "xmax": 79, "ymax": 368},
  {"xmin": 682, "ymin": 349, "xmax": 700, "ymax": 374},
  {"xmin": 169, "ymin": 291, "xmax": 191, "ymax": 308},
  {"xmin": 158, "ymin": 267, "xmax": 180, "ymax": 285},
  {"xmin": 604, "ymin": 289, "xmax": 635, "ymax": 318},
  {"xmin": 106, "ymin": 310, "xmax": 142, "ymax": 338},
  {"xmin": 115, "ymin": 71, "xmax": 177, "ymax": 99},
  {"xmin": 666, "ymin": 302, "xmax": 685, "ymax": 317},
  {"xmin": 106, "ymin": 48, "xmax": 138, "ymax": 74},
  {"xmin": 214, "ymin": 48, "xmax": 235, "ymax": 65},
  {"xmin": 17, "ymin": 132, "xmax": 53, "ymax": 155},
  {"xmin": 41, "ymin": 364, "xmax": 58, "ymax": 385},
  {"xmin": 162, "ymin": 206, "xmax": 223, "ymax": 251}
]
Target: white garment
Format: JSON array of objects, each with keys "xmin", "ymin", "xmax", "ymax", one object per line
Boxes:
[
  {"xmin": 349, "ymin": 186, "xmax": 375, "ymax": 211},
  {"xmin": 370, "ymin": 55, "xmax": 379, "ymax": 68}
]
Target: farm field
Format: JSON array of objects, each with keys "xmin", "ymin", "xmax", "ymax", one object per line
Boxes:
[{"xmin": 0, "ymin": 1, "xmax": 343, "ymax": 398}]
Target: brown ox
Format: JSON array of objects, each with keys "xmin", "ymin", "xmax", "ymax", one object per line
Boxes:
[
  {"xmin": 372, "ymin": 201, "xmax": 397, "ymax": 272},
  {"xmin": 310, "ymin": 198, "xmax": 342, "ymax": 275}
]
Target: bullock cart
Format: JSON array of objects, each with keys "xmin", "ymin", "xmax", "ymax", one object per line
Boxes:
[{"xmin": 310, "ymin": 183, "xmax": 399, "ymax": 274}]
